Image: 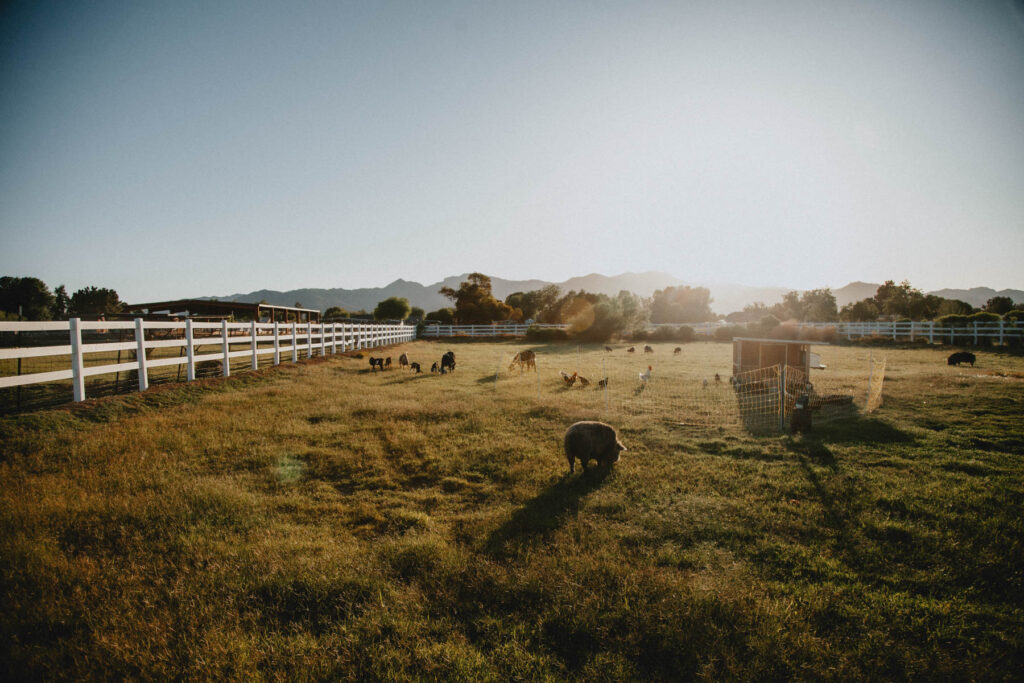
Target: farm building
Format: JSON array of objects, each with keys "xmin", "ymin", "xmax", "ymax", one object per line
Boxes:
[
  {"xmin": 124, "ymin": 299, "xmax": 320, "ymax": 323},
  {"xmin": 731, "ymin": 337, "xmax": 825, "ymax": 378}
]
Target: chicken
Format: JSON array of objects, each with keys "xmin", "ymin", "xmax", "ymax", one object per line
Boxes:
[
  {"xmin": 560, "ymin": 370, "xmax": 578, "ymax": 387},
  {"xmin": 578, "ymin": 375, "xmax": 590, "ymax": 388},
  {"xmin": 597, "ymin": 377, "xmax": 608, "ymax": 388},
  {"xmin": 639, "ymin": 365, "xmax": 652, "ymax": 383}
]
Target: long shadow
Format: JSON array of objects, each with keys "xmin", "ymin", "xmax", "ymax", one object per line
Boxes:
[
  {"xmin": 814, "ymin": 416, "xmax": 914, "ymax": 444},
  {"xmin": 485, "ymin": 467, "xmax": 612, "ymax": 559}
]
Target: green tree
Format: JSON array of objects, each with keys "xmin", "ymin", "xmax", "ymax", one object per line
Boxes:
[
  {"xmin": 439, "ymin": 273, "xmax": 515, "ymax": 323},
  {"xmin": 936, "ymin": 299, "xmax": 974, "ymax": 317},
  {"xmin": 53, "ymin": 285, "xmax": 70, "ymax": 319},
  {"xmin": 799, "ymin": 288, "xmax": 838, "ymax": 322},
  {"xmin": 649, "ymin": 286, "xmax": 715, "ymax": 324},
  {"xmin": 425, "ymin": 308, "xmax": 455, "ymax": 324},
  {"xmin": 505, "ymin": 285, "xmax": 561, "ymax": 321},
  {"xmin": 840, "ymin": 299, "xmax": 880, "ymax": 321},
  {"xmin": 323, "ymin": 306, "xmax": 349, "ymax": 319},
  {"xmin": 0, "ymin": 276, "xmax": 55, "ymax": 320},
  {"xmin": 373, "ymin": 296, "xmax": 411, "ymax": 321},
  {"xmin": 985, "ymin": 296, "xmax": 1016, "ymax": 315},
  {"xmin": 408, "ymin": 306, "xmax": 425, "ymax": 321},
  {"xmin": 69, "ymin": 286, "xmax": 123, "ymax": 316}
]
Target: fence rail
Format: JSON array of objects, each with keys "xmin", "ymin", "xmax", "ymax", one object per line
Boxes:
[
  {"xmin": 0, "ymin": 318, "xmax": 415, "ymax": 403},
  {"xmin": 422, "ymin": 320, "xmax": 1024, "ymax": 343}
]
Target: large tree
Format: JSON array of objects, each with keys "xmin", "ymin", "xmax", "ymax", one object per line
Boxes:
[
  {"xmin": 373, "ymin": 296, "xmax": 411, "ymax": 321},
  {"xmin": 439, "ymin": 273, "xmax": 515, "ymax": 323},
  {"xmin": 0, "ymin": 276, "xmax": 55, "ymax": 320},
  {"xmin": 69, "ymin": 286, "xmax": 123, "ymax": 316},
  {"xmin": 649, "ymin": 286, "xmax": 715, "ymax": 324},
  {"xmin": 505, "ymin": 284, "xmax": 560, "ymax": 321},
  {"xmin": 985, "ymin": 296, "xmax": 1016, "ymax": 315}
]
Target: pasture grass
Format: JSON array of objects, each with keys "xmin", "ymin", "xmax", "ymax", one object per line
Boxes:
[{"xmin": 2, "ymin": 341, "xmax": 1023, "ymax": 680}]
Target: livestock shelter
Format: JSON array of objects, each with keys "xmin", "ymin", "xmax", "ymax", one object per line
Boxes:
[
  {"xmin": 731, "ymin": 338, "xmax": 826, "ymax": 378},
  {"xmin": 124, "ymin": 299, "xmax": 320, "ymax": 323}
]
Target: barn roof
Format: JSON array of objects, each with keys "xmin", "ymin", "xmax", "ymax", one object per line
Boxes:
[{"xmin": 733, "ymin": 337, "xmax": 830, "ymax": 346}]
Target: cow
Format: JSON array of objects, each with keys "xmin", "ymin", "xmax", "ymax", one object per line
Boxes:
[{"xmin": 947, "ymin": 351, "xmax": 976, "ymax": 367}]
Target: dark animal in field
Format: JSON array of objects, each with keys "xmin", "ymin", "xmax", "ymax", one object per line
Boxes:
[
  {"xmin": 605, "ymin": 345, "xmax": 613, "ymax": 352},
  {"xmin": 384, "ymin": 357, "xmax": 392, "ymax": 369},
  {"xmin": 577, "ymin": 375, "xmax": 590, "ymax": 388},
  {"xmin": 673, "ymin": 347, "xmax": 681, "ymax": 354},
  {"xmin": 947, "ymin": 351, "xmax": 976, "ymax": 367},
  {"xmin": 410, "ymin": 362, "xmax": 421, "ymax": 373},
  {"xmin": 441, "ymin": 351, "xmax": 456, "ymax": 374},
  {"xmin": 398, "ymin": 353, "xmax": 409, "ymax": 369},
  {"xmin": 644, "ymin": 345, "xmax": 653, "ymax": 353},
  {"xmin": 431, "ymin": 362, "xmax": 439, "ymax": 374},
  {"xmin": 597, "ymin": 377, "xmax": 608, "ymax": 388},
  {"xmin": 509, "ymin": 349, "xmax": 536, "ymax": 372},
  {"xmin": 369, "ymin": 357, "xmax": 385, "ymax": 371},
  {"xmin": 627, "ymin": 346, "xmax": 636, "ymax": 353},
  {"xmin": 715, "ymin": 373, "xmax": 721, "ymax": 384},
  {"xmin": 564, "ymin": 421, "xmax": 627, "ymax": 474}
]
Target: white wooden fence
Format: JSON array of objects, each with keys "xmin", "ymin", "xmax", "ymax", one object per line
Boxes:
[
  {"xmin": 422, "ymin": 320, "xmax": 1023, "ymax": 343},
  {"xmin": 0, "ymin": 319, "xmax": 415, "ymax": 402}
]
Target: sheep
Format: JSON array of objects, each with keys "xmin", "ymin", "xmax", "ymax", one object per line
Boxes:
[{"xmin": 564, "ymin": 421, "xmax": 627, "ymax": 474}]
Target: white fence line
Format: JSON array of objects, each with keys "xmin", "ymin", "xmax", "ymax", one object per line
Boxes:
[
  {"xmin": 421, "ymin": 320, "xmax": 1024, "ymax": 342},
  {"xmin": 0, "ymin": 318, "xmax": 416, "ymax": 401}
]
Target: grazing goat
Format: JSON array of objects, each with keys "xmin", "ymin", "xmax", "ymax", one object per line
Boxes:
[
  {"xmin": 673, "ymin": 347, "xmax": 682, "ymax": 354},
  {"xmin": 627, "ymin": 346, "xmax": 636, "ymax": 353},
  {"xmin": 644, "ymin": 345, "xmax": 654, "ymax": 353},
  {"xmin": 441, "ymin": 351, "xmax": 456, "ymax": 374},
  {"xmin": 564, "ymin": 421, "xmax": 626, "ymax": 474},
  {"xmin": 431, "ymin": 362, "xmax": 439, "ymax": 374},
  {"xmin": 605, "ymin": 345, "xmax": 613, "ymax": 352},
  {"xmin": 384, "ymin": 357, "xmax": 392, "ymax": 369},
  {"xmin": 509, "ymin": 349, "xmax": 537, "ymax": 373},
  {"xmin": 410, "ymin": 362, "xmax": 421, "ymax": 373},
  {"xmin": 398, "ymin": 353, "xmax": 409, "ymax": 369},
  {"xmin": 947, "ymin": 351, "xmax": 976, "ymax": 367},
  {"xmin": 369, "ymin": 357, "xmax": 384, "ymax": 372}
]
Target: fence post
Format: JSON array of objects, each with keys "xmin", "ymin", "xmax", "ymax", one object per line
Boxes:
[
  {"xmin": 135, "ymin": 318, "xmax": 149, "ymax": 391},
  {"xmin": 273, "ymin": 321, "xmax": 281, "ymax": 365},
  {"xmin": 778, "ymin": 364, "xmax": 786, "ymax": 431},
  {"xmin": 973, "ymin": 322, "xmax": 978, "ymax": 346},
  {"xmin": 331, "ymin": 323, "xmax": 337, "ymax": 354},
  {"xmin": 251, "ymin": 321, "xmax": 259, "ymax": 370},
  {"xmin": 320, "ymin": 323, "xmax": 326, "ymax": 356},
  {"xmin": 292, "ymin": 322, "xmax": 299, "ymax": 362},
  {"xmin": 70, "ymin": 317, "xmax": 85, "ymax": 402},
  {"xmin": 307, "ymin": 321, "xmax": 313, "ymax": 358},
  {"xmin": 186, "ymin": 319, "xmax": 196, "ymax": 380},
  {"xmin": 999, "ymin": 319, "xmax": 1004, "ymax": 346},
  {"xmin": 221, "ymin": 320, "xmax": 231, "ymax": 377},
  {"xmin": 929, "ymin": 321, "xmax": 934, "ymax": 344},
  {"xmin": 891, "ymin": 321, "xmax": 897, "ymax": 341}
]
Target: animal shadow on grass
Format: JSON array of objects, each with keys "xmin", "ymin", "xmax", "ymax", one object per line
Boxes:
[
  {"xmin": 817, "ymin": 416, "xmax": 913, "ymax": 445},
  {"xmin": 485, "ymin": 467, "xmax": 612, "ymax": 559}
]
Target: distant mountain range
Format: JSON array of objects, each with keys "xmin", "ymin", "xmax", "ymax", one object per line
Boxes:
[{"xmin": 207, "ymin": 273, "xmax": 1023, "ymax": 315}]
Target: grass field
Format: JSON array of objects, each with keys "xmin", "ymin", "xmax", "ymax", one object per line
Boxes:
[{"xmin": 2, "ymin": 340, "xmax": 1023, "ymax": 680}]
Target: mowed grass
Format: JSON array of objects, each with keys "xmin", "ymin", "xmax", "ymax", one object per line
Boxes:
[{"xmin": 1, "ymin": 341, "xmax": 1023, "ymax": 680}]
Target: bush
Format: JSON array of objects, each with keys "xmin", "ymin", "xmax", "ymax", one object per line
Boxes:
[
  {"xmin": 968, "ymin": 311, "xmax": 1000, "ymax": 323},
  {"xmin": 525, "ymin": 326, "xmax": 570, "ymax": 342},
  {"xmin": 1003, "ymin": 309, "xmax": 1024, "ymax": 323},
  {"xmin": 935, "ymin": 314, "xmax": 969, "ymax": 328},
  {"xmin": 714, "ymin": 325, "xmax": 746, "ymax": 342},
  {"xmin": 642, "ymin": 326, "xmax": 696, "ymax": 343}
]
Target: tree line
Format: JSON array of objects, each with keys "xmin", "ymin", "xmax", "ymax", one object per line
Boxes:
[{"xmin": 0, "ymin": 277, "xmax": 123, "ymax": 320}]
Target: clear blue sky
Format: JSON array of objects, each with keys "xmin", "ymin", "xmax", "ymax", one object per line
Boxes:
[{"xmin": 2, "ymin": 0, "xmax": 1023, "ymax": 303}]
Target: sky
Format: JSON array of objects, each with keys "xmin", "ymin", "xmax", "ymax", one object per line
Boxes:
[{"xmin": 2, "ymin": 0, "xmax": 1023, "ymax": 303}]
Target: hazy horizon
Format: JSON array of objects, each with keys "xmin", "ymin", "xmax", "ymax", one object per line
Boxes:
[{"xmin": 3, "ymin": 1, "xmax": 1023, "ymax": 301}]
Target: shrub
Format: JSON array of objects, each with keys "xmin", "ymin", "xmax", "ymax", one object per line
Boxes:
[
  {"xmin": 714, "ymin": 325, "xmax": 746, "ymax": 342},
  {"xmin": 968, "ymin": 311, "xmax": 1000, "ymax": 323},
  {"xmin": 525, "ymin": 326, "xmax": 569, "ymax": 342},
  {"xmin": 1003, "ymin": 309, "xmax": 1024, "ymax": 323}
]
